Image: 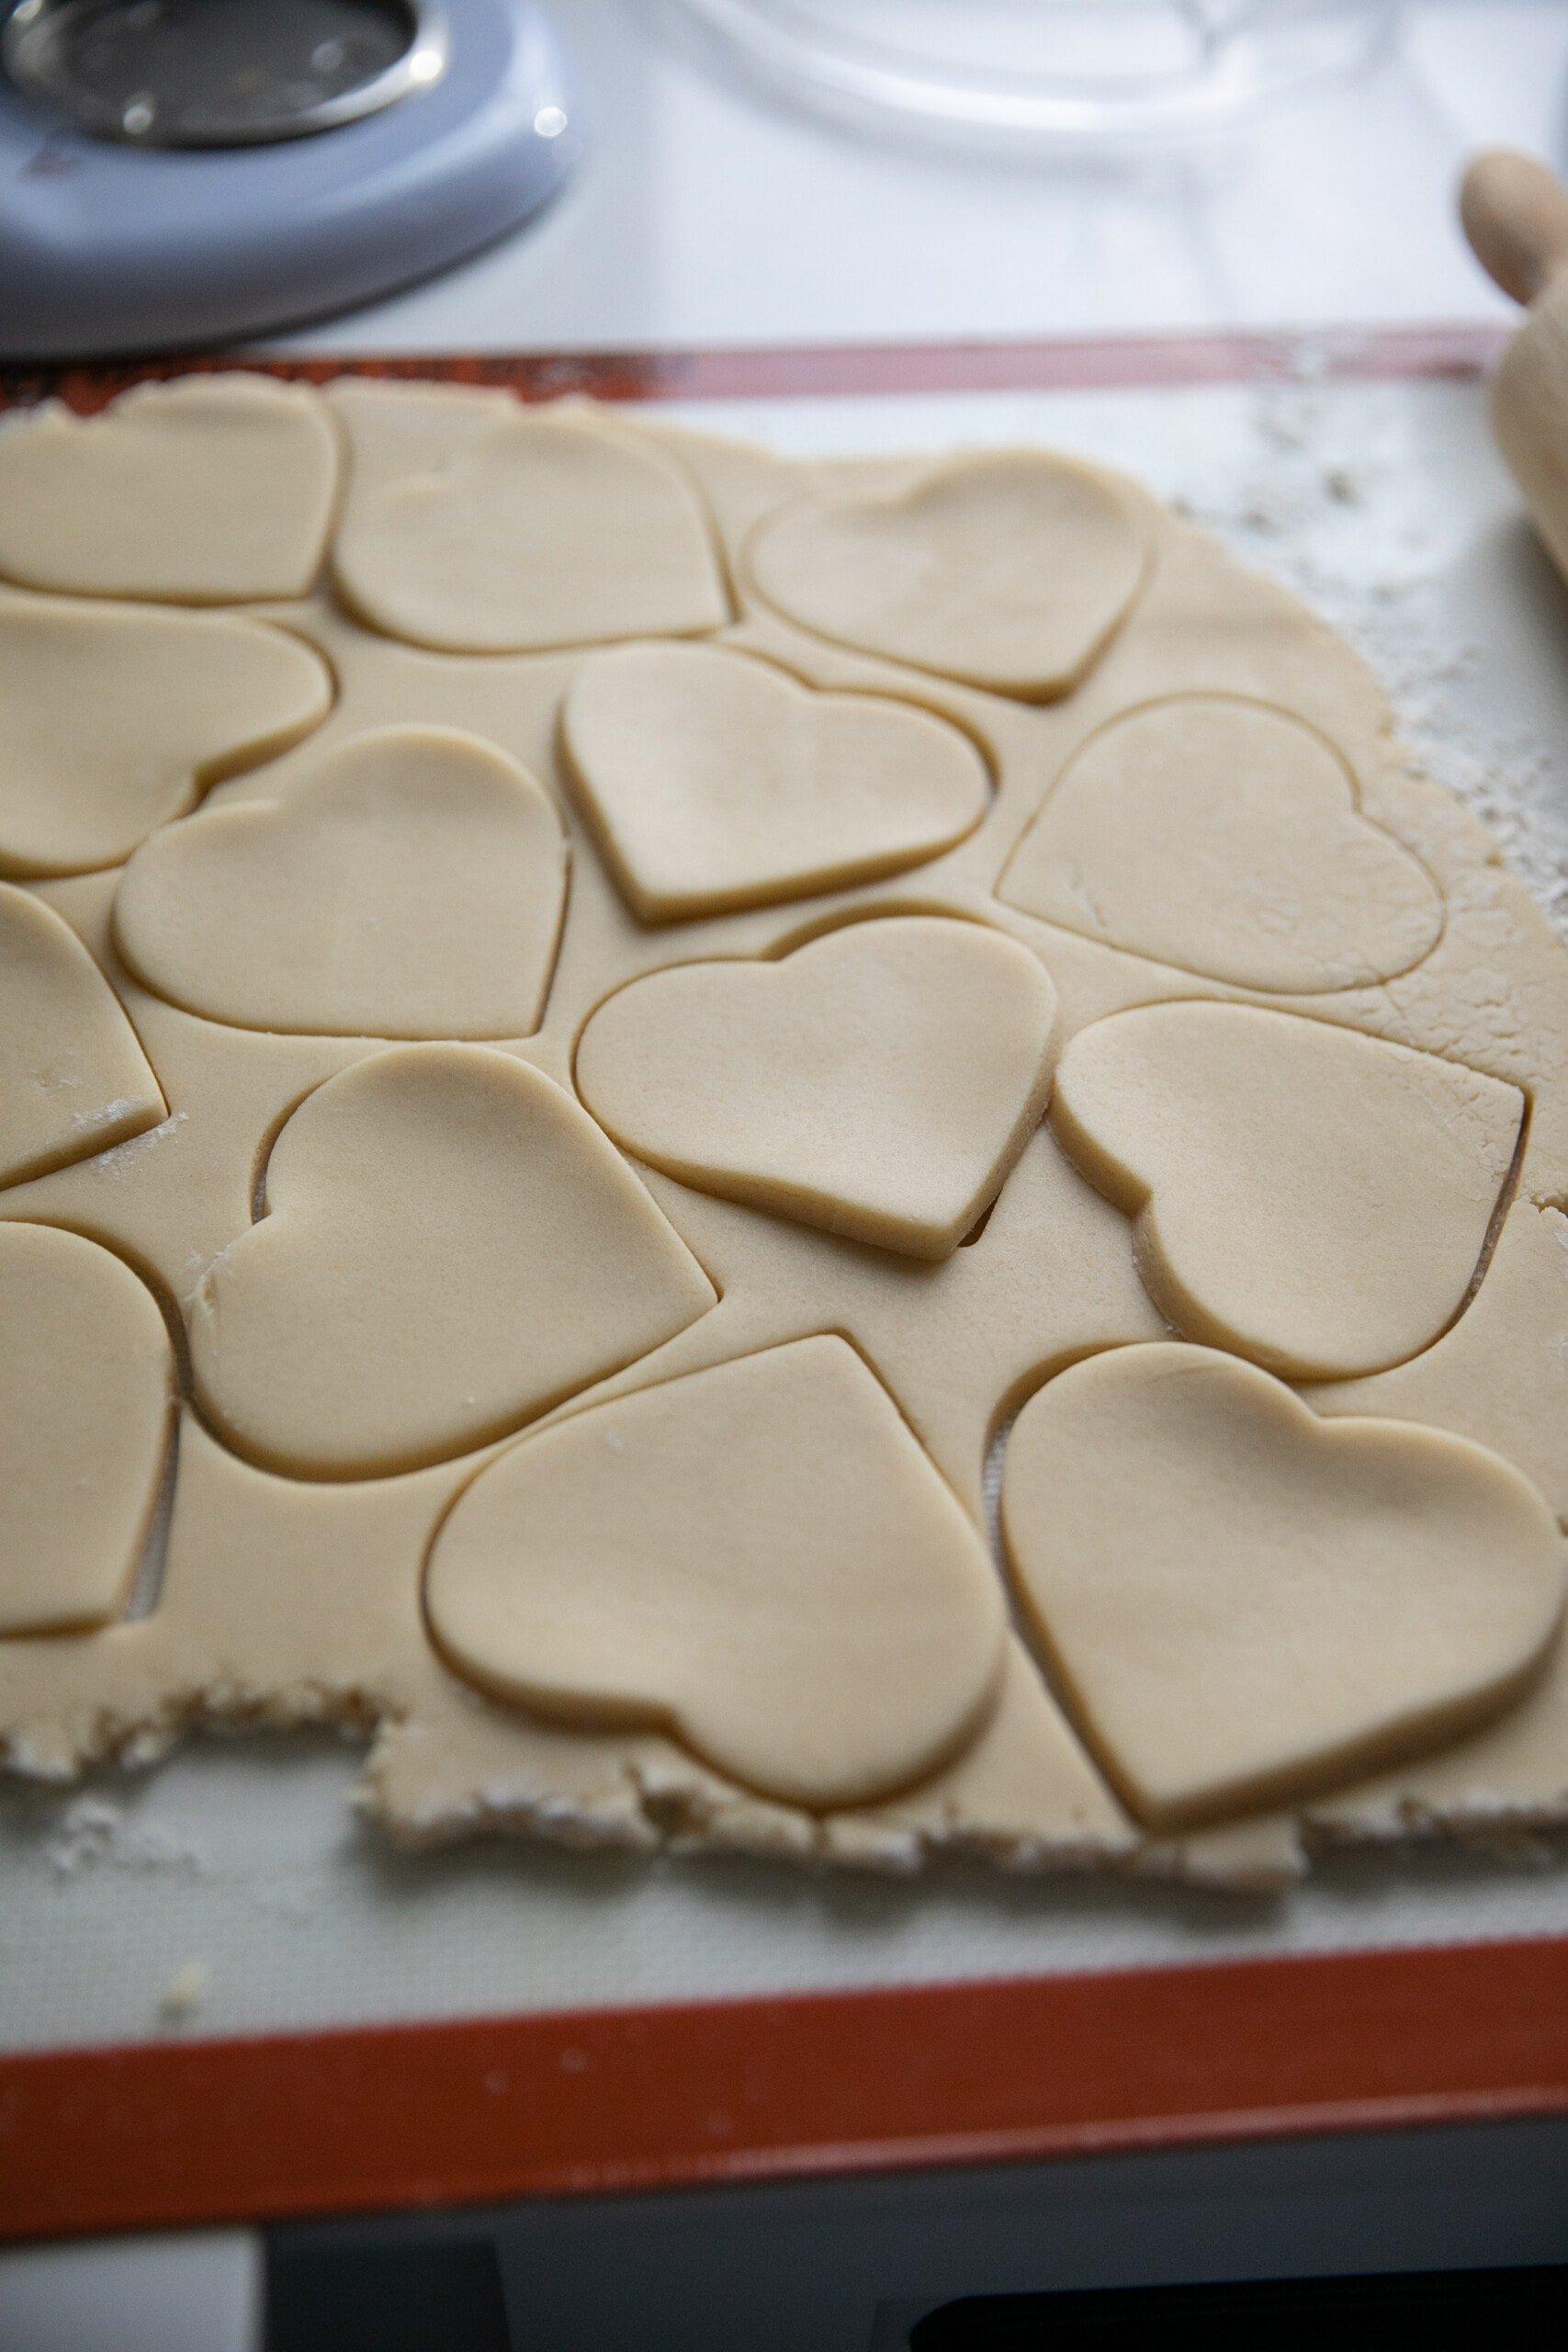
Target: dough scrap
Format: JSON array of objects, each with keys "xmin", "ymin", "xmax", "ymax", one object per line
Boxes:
[
  {"xmin": 561, "ymin": 640, "xmax": 989, "ymax": 922},
  {"xmin": 0, "ymin": 1224, "xmax": 173, "ymax": 1636},
  {"xmin": 113, "ymin": 728, "xmax": 568, "ymax": 1040},
  {"xmin": 333, "ymin": 410, "xmax": 729, "ymax": 654},
  {"xmin": 999, "ymin": 695, "xmax": 1445, "ymax": 990},
  {"xmin": 0, "ymin": 589, "xmax": 332, "ymax": 877},
  {"xmin": 189, "ymin": 1045, "xmax": 716, "ymax": 1479},
  {"xmin": 1002, "ymin": 1343, "xmax": 1565, "ymax": 1828},
  {"xmin": 1052, "ymin": 1001, "xmax": 1524, "ymax": 1379},
  {"xmin": 0, "ymin": 378, "xmax": 338, "ymax": 604},
  {"xmin": 858, "ymin": 1639, "xmax": 1138, "ymax": 1860},
  {"xmin": 0, "ymin": 883, "xmax": 164, "ymax": 1185},
  {"xmin": 575, "ymin": 916, "xmax": 1057, "ymax": 1260},
  {"xmin": 425, "ymin": 1335, "xmax": 1008, "ymax": 1809},
  {"xmin": 1313, "ymin": 1200, "xmax": 1568, "ymax": 1519},
  {"xmin": 746, "ymin": 450, "xmax": 1149, "ymax": 700}
]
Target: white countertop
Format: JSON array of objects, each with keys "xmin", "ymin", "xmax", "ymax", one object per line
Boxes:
[{"xmin": 272, "ymin": 0, "xmax": 1566, "ymax": 359}]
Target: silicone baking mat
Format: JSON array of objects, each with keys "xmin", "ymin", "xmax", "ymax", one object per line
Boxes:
[{"xmin": 1, "ymin": 329, "xmax": 1565, "ymax": 2240}]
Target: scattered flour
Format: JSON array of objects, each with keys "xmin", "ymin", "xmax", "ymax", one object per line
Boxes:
[
  {"xmin": 45, "ymin": 1792, "xmax": 207, "ymax": 1879},
  {"xmin": 69, "ymin": 1094, "xmax": 140, "ymax": 1136},
  {"xmin": 1179, "ymin": 363, "xmax": 1568, "ymax": 941},
  {"xmin": 90, "ymin": 1108, "xmax": 188, "ymax": 1182}
]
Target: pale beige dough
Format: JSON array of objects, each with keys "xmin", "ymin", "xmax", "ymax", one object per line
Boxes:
[
  {"xmin": 575, "ymin": 915, "xmax": 1057, "ymax": 1260},
  {"xmin": 0, "ymin": 377, "xmax": 338, "ymax": 604},
  {"xmin": 0, "ymin": 589, "xmax": 332, "ymax": 877},
  {"xmin": 561, "ymin": 639, "xmax": 989, "ymax": 921},
  {"xmin": 1002, "ymin": 1342, "xmax": 1565, "ymax": 1829},
  {"xmin": 745, "ymin": 449, "xmax": 1151, "ymax": 700},
  {"xmin": 333, "ymin": 408, "xmax": 729, "ymax": 654},
  {"xmin": 113, "ymin": 727, "xmax": 568, "ymax": 1040},
  {"xmin": 1052, "ymin": 1001, "xmax": 1525, "ymax": 1380},
  {"xmin": 0, "ymin": 383, "xmax": 1566, "ymax": 1889},
  {"xmin": 0, "ymin": 1224, "xmax": 173, "ymax": 1636},
  {"xmin": 326, "ymin": 379, "xmax": 518, "ymax": 491},
  {"xmin": 426, "ymin": 1335, "xmax": 1008, "ymax": 1809},
  {"xmin": 0, "ymin": 882, "xmax": 164, "ymax": 1184},
  {"xmin": 999, "ymin": 695, "xmax": 1445, "ymax": 991},
  {"xmin": 189, "ymin": 1044, "xmax": 716, "ymax": 1479},
  {"xmin": 1312, "ymin": 1199, "xmax": 1568, "ymax": 1519},
  {"xmin": 853, "ymin": 1642, "xmax": 1140, "ymax": 1865}
]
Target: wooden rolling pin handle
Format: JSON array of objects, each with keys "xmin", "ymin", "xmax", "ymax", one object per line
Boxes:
[{"xmin": 1461, "ymin": 149, "xmax": 1568, "ymax": 308}]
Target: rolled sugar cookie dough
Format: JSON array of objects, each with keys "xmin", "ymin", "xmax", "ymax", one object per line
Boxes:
[
  {"xmin": 0, "ymin": 882, "xmax": 164, "ymax": 1185},
  {"xmin": 189, "ymin": 1046, "xmax": 716, "ymax": 1479},
  {"xmin": 1002, "ymin": 1343, "xmax": 1565, "ymax": 1829},
  {"xmin": 426, "ymin": 1336, "xmax": 1008, "ymax": 1809},
  {"xmin": 561, "ymin": 640, "xmax": 990, "ymax": 921},
  {"xmin": 745, "ymin": 448, "xmax": 1152, "ymax": 699},
  {"xmin": 575, "ymin": 915, "xmax": 1058, "ymax": 1259},
  {"xmin": 0, "ymin": 1223, "xmax": 174, "ymax": 1637},
  {"xmin": 1050, "ymin": 1001, "xmax": 1525, "ymax": 1381},
  {"xmin": 0, "ymin": 587, "xmax": 332, "ymax": 877},
  {"xmin": 999, "ymin": 695, "xmax": 1445, "ymax": 991},
  {"xmin": 113, "ymin": 728, "xmax": 569, "ymax": 1040},
  {"xmin": 0, "ymin": 377, "xmax": 339, "ymax": 605},
  {"xmin": 333, "ymin": 407, "xmax": 730, "ymax": 654},
  {"xmin": 1, "ymin": 372, "xmax": 1566, "ymax": 1892}
]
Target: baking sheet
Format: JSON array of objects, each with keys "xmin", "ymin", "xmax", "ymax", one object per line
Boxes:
[{"xmin": 3, "ymin": 366, "xmax": 1566, "ymax": 2059}]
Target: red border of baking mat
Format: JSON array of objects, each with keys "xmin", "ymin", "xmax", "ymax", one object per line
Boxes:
[
  {"xmin": 2, "ymin": 322, "xmax": 1562, "ymax": 2245},
  {"xmin": 3, "ymin": 1939, "xmax": 1565, "ymax": 2241},
  {"xmin": 0, "ymin": 320, "xmax": 1507, "ymax": 413}
]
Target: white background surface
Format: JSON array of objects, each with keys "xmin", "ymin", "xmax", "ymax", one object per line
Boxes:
[
  {"xmin": 267, "ymin": 0, "xmax": 1568, "ymax": 357},
  {"xmin": 7, "ymin": 5, "xmax": 1568, "ymax": 2342}
]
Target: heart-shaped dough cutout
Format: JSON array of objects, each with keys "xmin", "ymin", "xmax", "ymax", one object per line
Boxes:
[
  {"xmin": 1002, "ymin": 1342, "xmax": 1564, "ymax": 1828},
  {"xmin": 114, "ymin": 728, "xmax": 568, "ymax": 1039},
  {"xmin": 999, "ymin": 696, "xmax": 1445, "ymax": 990},
  {"xmin": 1, "ymin": 1224, "xmax": 174, "ymax": 1636},
  {"xmin": 562, "ymin": 641, "xmax": 989, "ymax": 922},
  {"xmin": 1052, "ymin": 1002, "xmax": 1524, "ymax": 1379},
  {"xmin": 426, "ymin": 1335, "xmax": 1008, "ymax": 1807},
  {"xmin": 746, "ymin": 451, "xmax": 1149, "ymax": 701},
  {"xmin": 0, "ymin": 883, "xmax": 165, "ymax": 1185},
  {"xmin": 0, "ymin": 589, "xmax": 332, "ymax": 878},
  {"xmin": 189, "ymin": 1045, "xmax": 716, "ymax": 1478},
  {"xmin": 0, "ymin": 377, "xmax": 338, "ymax": 604},
  {"xmin": 576, "ymin": 916, "xmax": 1057, "ymax": 1260},
  {"xmin": 333, "ymin": 410, "xmax": 729, "ymax": 654}
]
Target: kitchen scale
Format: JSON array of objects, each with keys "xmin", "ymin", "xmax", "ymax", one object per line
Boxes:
[{"xmin": 0, "ymin": 0, "xmax": 577, "ymax": 359}]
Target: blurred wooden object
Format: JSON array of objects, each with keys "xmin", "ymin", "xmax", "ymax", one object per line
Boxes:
[{"xmin": 1461, "ymin": 148, "xmax": 1568, "ymax": 584}]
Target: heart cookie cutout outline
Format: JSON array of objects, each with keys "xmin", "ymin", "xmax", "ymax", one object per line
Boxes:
[
  {"xmin": 0, "ymin": 882, "xmax": 165, "ymax": 1187},
  {"xmin": 425, "ymin": 1334, "xmax": 1009, "ymax": 1808},
  {"xmin": 0, "ymin": 1223, "xmax": 174, "ymax": 1637},
  {"xmin": 0, "ymin": 589, "xmax": 333, "ymax": 878},
  {"xmin": 114, "ymin": 726, "xmax": 569, "ymax": 1040},
  {"xmin": 1002, "ymin": 1341, "xmax": 1565, "ymax": 1828},
  {"xmin": 746, "ymin": 449, "xmax": 1150, "ymax": 701},
  {"xmin": 999, "ymin": 695, "xmax": 1445, "ymax": 991},
  {"xmin": 575, "ymin": 915, "xmax": 1058, "ymax": 1261},
  {"xmin": 561, "ymin": 639, "xmax": 990, "ymax": 922},
  {"xmin": 1052, "ymin": 1001, "xmax": 1525, "ymax": 1380},
  {"xmin": 333, "ymin": 409, "xmax": 730, "ymax": 654},
  {"xmin": 188, "ymin": 1045, "xmax": 716, "ymax": 1480},
  {"xmin": 0, "ymin": 377, "xmax": 338, "ymax": 605}
]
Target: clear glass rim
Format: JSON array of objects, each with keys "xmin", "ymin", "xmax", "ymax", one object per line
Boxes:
[{"xmin": 664, "ymin": 0, "xmax": 1402, "ymax": 154}]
